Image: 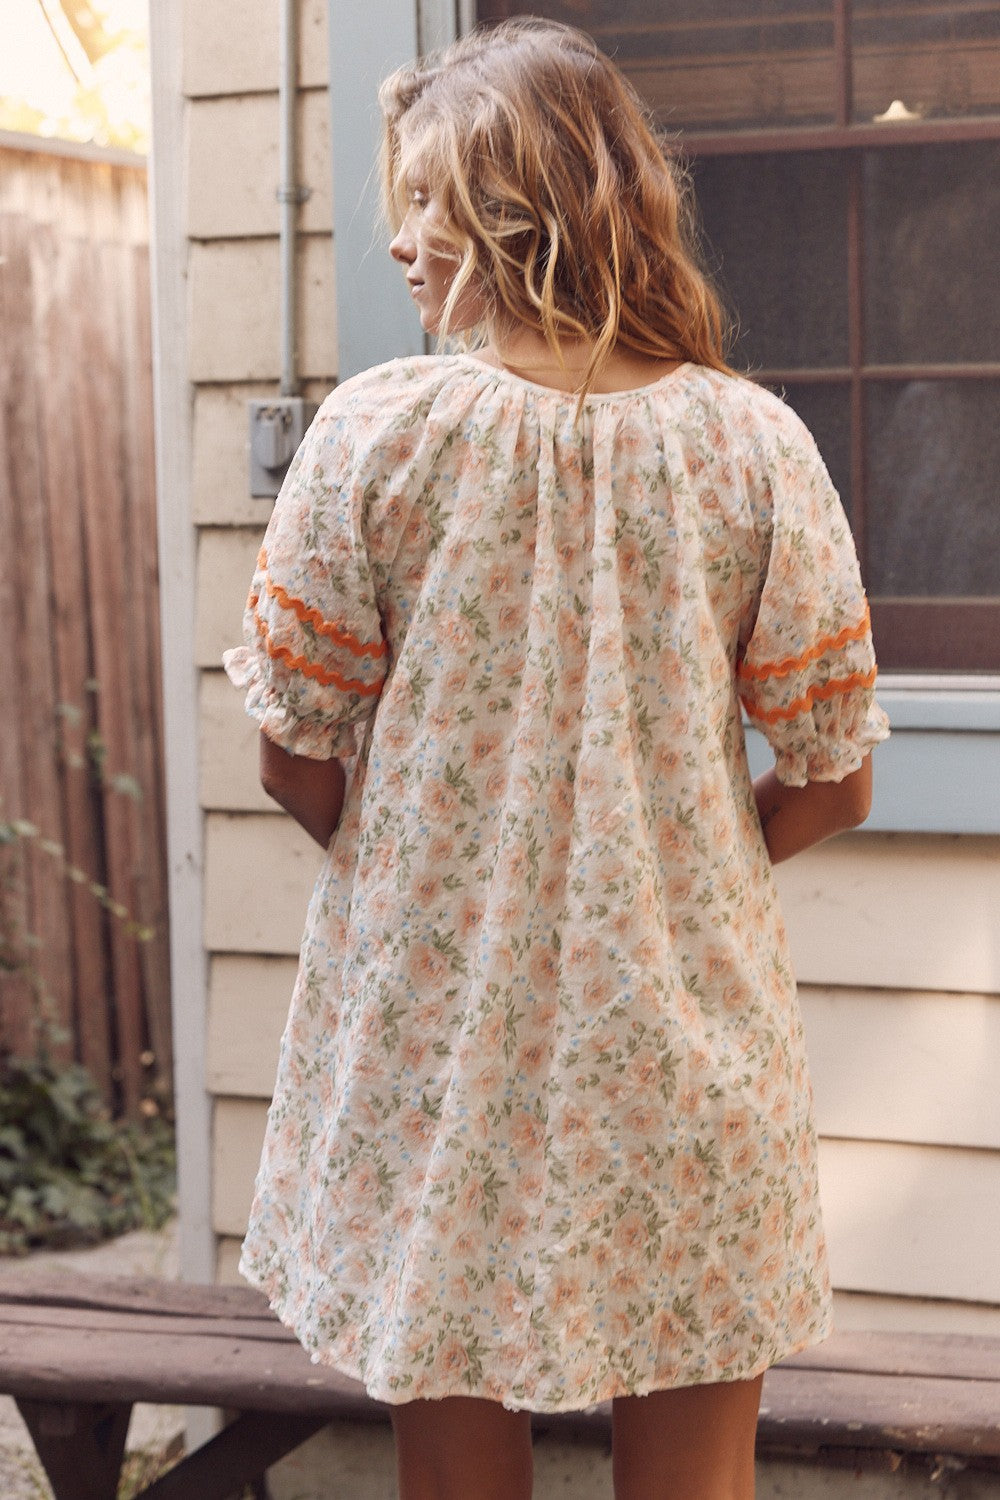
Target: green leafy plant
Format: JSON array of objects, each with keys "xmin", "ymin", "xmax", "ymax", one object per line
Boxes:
[
  {"xmin": 0, "ymin": 1050, "xmax": 175, "ymax": 1255},
  {"xmin": 0, "ymin": 689, "xmax": 174, "ymax": 1252}
]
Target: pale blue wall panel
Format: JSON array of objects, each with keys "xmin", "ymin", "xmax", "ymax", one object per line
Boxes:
[
  {"xmin": 745, "ymin": 722, "xmax": 1000, "ymax": 834},
  {"xmin": 328, "ymin": 0, "xmax": 424, "ymax": 378}
]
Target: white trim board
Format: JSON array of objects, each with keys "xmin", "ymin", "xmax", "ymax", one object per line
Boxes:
[
  {"xmin": 149, "ymin": 1, "xmax": 214, "ymax": 1287},
  {"xmin": 876, "ymin": 682, "xmax": 1000, "ymax": 731}
]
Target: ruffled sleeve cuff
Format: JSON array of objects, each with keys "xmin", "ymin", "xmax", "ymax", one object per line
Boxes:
[
  {"xmin": 223, "ymin": 644, "xmax": 375, "ymax": 760},
  {"xmin": 752, "ymin": 685, "xmax": 891, "ymax": 788}
]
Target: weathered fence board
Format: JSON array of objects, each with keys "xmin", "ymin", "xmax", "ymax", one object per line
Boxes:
[
  {"xmin": 1, "ymin": 211, "xmax": 74, "ymax": 1056},
  {"xmin": 31, "ymin": 218, "xmax": 111, "ymax": 1089},
  {"xmin": 0, "ymin": 220, "xmax": 37, "ymax": 1060},
  {"xmin": 0, "ymin": 140, "xmax": 170, "ymax": 1116}
]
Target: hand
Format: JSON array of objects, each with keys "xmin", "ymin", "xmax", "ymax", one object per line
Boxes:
[
  {"xmin": 258, "ymin": 733, "xmax": 347, "ymax": 849},
  {"xmin": 753, "ymin": 755, "xmax": 873, "ymax": 864}
]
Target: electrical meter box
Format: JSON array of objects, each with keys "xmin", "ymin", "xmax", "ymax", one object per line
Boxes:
[{"xmin": 248, "ymin": 398, "xmax": 318, "ymax": 498}]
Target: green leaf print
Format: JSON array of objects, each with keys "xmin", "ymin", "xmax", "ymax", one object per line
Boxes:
[
  {"xmin": 395, "ymin": 833, "xmax": 418, "ymax": 887},
  {"xmin": 659, "ymin": 1049, "xmax": 678, "ymax": 1105},
  {"xmin": 694, "ymin": 1136, "xmax": 724, "ymax": 1184},
  {"xmin": 504, "ymin": 1000, "xmax": 526, "ymax": 1060},
  {"xmin": 672, "ymin": 1293, "xmax": 706, "ymax": 1339},
  {"xmin": 639, "ymin": 538, "xmax": 665, "ymax": 593},
  {"xmin": 407, "ymin": 665, "xmax": 431, "ymax": 721},
  {"xmin": 379, "ymin": 991, "xmax": 409, "ymax": 1054},
  {"xmin": 458, "ymin": 592, "xmax": 491, "ymax": 642},
  {"xmin": 629, "ymin": 692, "xmax": 657, "ymax": 762},
  {"xmin": 523, "ymin": 824, "xmax": 544, "ymax": 892},
  {"xmin": 444, "ymin": 761, "xmax": 478, "ymax": 809},
  {"xmin": 431, "ymin": 927, "xmax": 469, "ymax": 976},
  {"xmin": 296, "ymin": 1119, "xmax": 316, "ymax": 1172}
]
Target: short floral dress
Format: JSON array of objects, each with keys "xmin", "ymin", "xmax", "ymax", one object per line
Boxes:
[{"xmin": 225, "ymin": 354, "xmax": 889, "ymax": 1413}]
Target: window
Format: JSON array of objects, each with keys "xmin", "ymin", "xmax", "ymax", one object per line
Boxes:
[{"xmin": 476, "ymin": 1, "xmax": 1000, "ymax": 672}]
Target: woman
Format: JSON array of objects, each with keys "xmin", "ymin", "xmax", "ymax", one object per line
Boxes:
[{"xmin": 226, "ymin": 20, "xmax": 888, "ymax": 1498}]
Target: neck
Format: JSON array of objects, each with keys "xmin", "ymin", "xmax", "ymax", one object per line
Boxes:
[
  {"xmin": 478, "ymin": 326, "xmax": 684, "ymax": 395},
  {"xmin": 488, "ymin": 326, "xmax": 594, "ymax": 379}
]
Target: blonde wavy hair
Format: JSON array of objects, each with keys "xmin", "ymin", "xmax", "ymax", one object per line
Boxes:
[{"xmin": 379, "ymin": 19, "xmax": 733, "ymax": 393}]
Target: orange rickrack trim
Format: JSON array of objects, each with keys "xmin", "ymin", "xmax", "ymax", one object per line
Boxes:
[
  {"xmin": 251, "ymin": 601, "xmax": 384, "ymax": 697},
  {"xmin": 257, "ymin": 548, "xmax": 388, "ymax": 661},
  {"xmin": 737, "ymin": 607, "xmax": 871, "ymax": 683},
  {"xmin": 741, "ymin": 666, "xmax": 877, "ymax": 724}
]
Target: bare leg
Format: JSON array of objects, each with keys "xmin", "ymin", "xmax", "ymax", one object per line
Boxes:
[
  {"xmin": 612, "ymin": 1375, "xmax": 763, "ymax": 1500},
  {"xmin": 391, "ymin": 1395, "xmax": 534, "ymax": 1500}
]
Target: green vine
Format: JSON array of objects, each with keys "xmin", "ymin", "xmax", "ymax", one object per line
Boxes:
[{"xmin": 1, "ymin": 816, "xmax": 154, "ymax": 944}]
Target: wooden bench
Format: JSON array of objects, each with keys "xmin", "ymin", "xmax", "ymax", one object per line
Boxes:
[{"xmin": 1, "ymin": 1269, "xmax": 999, "ymax": 1499}]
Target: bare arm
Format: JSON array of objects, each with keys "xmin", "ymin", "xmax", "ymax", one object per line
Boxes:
[
  {"xmin": 259, "ymin": 732, "xmax": 347, "ymax": 849},
  {"xmin": 753, "ymin": 754, "xmax": 873, "ymax": 865}
]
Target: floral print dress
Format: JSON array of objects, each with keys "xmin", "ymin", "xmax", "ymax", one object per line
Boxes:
[{"xmin": 224, "ymin": 354, "xmax": 889, "ymax": 1412}]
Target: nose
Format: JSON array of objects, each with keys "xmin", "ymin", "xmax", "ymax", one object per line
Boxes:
[{"xmin": 390, "ymin": 220, "xmax": 415, "ymax": 264}]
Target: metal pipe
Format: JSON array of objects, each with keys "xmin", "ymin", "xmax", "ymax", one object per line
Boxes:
[{"xmin": 278, "ymin": 0, "xmax": 299, "ymax": 397}]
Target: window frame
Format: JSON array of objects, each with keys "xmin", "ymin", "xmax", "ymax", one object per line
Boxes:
[
  {"xmin": 683, "ymin": 113, "xmax": 1000, "ymax": 673},
  {"xmin": 628, "ymin": 3, "xmax": 1000, "ymax": 818}
]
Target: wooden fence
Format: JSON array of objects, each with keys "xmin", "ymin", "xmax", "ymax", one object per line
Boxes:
[{"xmin": 0, "ymin": 135, "xmax": 170, "ymax": 1118}]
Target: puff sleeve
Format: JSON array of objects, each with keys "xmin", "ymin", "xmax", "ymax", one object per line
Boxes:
[
  {"xmin": 223, "ymin": 401, "xmax": 389, "ymax": 759},
  {"xmin": 738, "ymin": 408, "xmax": 890, "ymax": 787}
]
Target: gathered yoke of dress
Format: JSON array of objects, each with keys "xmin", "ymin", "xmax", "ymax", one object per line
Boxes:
[{"xmin": 225, "ymin": 355, "xmax": 889, "ymax": 1413}]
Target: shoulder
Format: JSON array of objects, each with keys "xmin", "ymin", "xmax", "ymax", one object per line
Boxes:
[
  {"xmin": 686, "ymin": 367, "xmax": 819, "ymax": 458},
  {"xmin": 300, "ymin": 357, "xmax": 489, "ymax": 480},
  {"xmin": 291, "ymin": 357, "xmax": 493, "ymax": 524},
  {"xmin": 316, "ymin": 356, "xmax": 473, "ymax": 429},
  {"xmin": 686, "ymin": 368, "xmax": 835, "ymax": 521}
]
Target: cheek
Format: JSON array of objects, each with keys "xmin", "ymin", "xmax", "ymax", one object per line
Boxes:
[
  {"xmin": 450, "ymin": 279, "xmax": 488, "ymax": 329},
  {"xmin": 425, "ymin": 249, "xmax": 458, "ymax": 289},
  {"xmin": 424, "ymin": 258, "xmax": 486, "ymax": 330}
]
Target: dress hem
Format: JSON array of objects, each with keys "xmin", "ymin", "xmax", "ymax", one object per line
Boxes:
[{"xmin": 239, "ymin": 1253, "xmax": 834, "ymax": 1415}]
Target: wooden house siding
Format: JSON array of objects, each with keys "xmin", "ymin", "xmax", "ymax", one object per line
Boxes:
[{"xmin": 181, "ymin": 0, "xmax": 329, "ymax": 97}]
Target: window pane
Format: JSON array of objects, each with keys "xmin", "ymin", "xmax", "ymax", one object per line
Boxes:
[
  {"xmin": 866, "ymin": 380, "xmax": 1000, "ymax": 596},
  {"xmin": 778, "ymin": 382, "xmax": 852, "ymax": 520},
  {"xmin": 694, "ymin": 153, "xmax": 849, "ymax": 370},
  {"xmin": 863, "ymin": 142, "xmax": 1000, "ymax": 364},
  {"xmin": 476, "ymin": 2, "xmax": 838, "ymax": 129},
  {"xmin": 854, "ymin": 0, "xmax": 1000, "ymax": 122}
]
